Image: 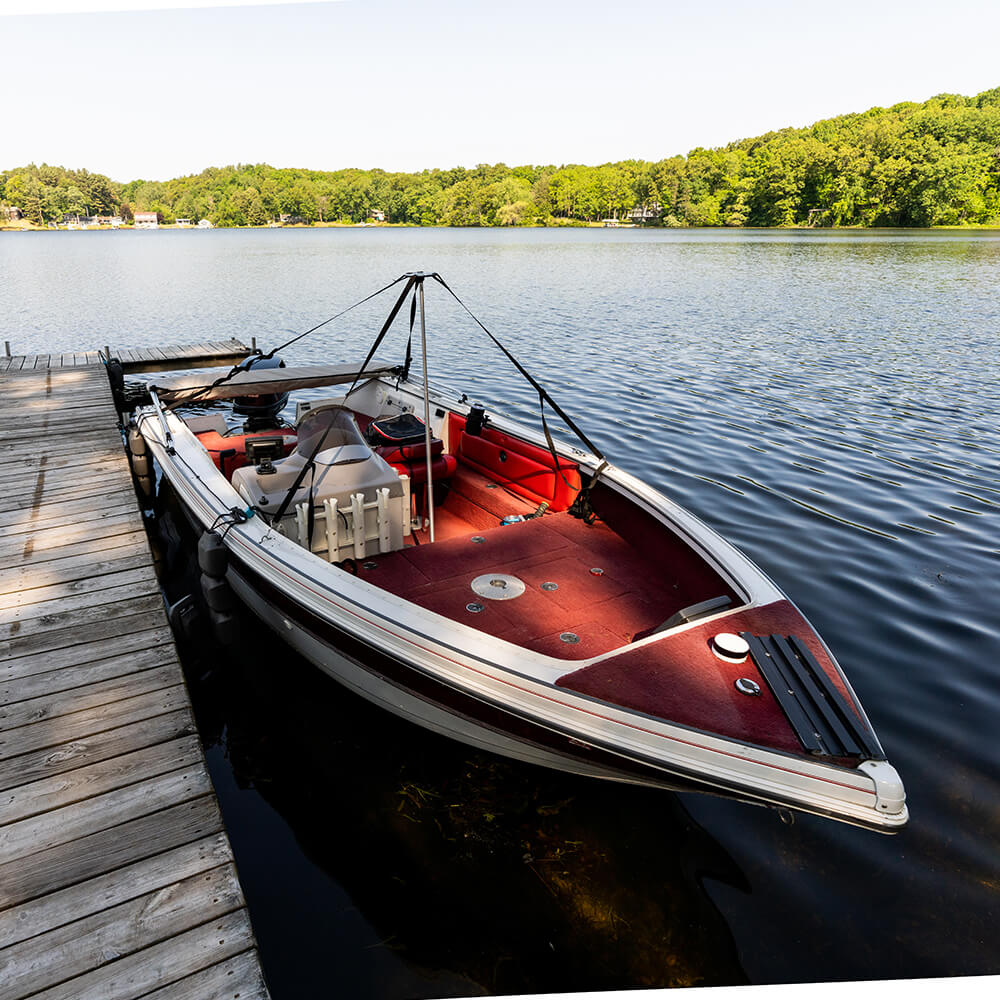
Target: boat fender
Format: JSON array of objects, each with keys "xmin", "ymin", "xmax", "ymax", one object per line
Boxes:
[
  {"xmin": 127, "ymin": 426, "xmax": 151, "ymax": 478},
  {"xmin": 127, "ymin": 426, "xmax": 147, "ymax": 457},
  {"xmin": 197, "ymin": 530, "xmax": 229, "ymax": 578},
  {"xmin": 134, "ymin": 472, "xmax": 154, "ymax": 500},
  {"xmin": 208, "ymin": 607, "xmax": 239, "ymax": 645},
  {"xmin": 166, "ymin": 593, "xmax": 200, "ymax": 641},
  {"xmin": 200, "ymin": 572, "xmax": 235, "ymax": 613}
]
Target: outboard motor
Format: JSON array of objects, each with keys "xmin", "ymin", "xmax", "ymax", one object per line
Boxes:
[{"xmin": 233, "ymin": 354, "xmax": 289, "ymax": 431}]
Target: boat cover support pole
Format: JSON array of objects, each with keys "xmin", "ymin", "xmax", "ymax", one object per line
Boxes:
[
  {"xmin": 418, "ymin": 279, "xmax": 436, "ymax": 543},
  {"xmin": 149, "ymin": 390, "xmax": 175, "ymax": 455}
]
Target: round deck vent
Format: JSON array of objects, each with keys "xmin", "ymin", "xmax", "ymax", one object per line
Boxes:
[{"xmin": 471, "ymin": 574, "xmax": 526, "ymax": 601}]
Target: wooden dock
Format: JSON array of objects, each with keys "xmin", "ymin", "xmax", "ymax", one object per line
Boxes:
[
  {"xmin": 2, "ymin": 339, "xmax": 253, "ymax": 375},
  {"xmin": 0, "ymin": 356, "xmax": 269, "ymax": 998}
]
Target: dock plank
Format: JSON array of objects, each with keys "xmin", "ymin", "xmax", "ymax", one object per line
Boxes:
[
  {"xmin": 0, "ymin": 538, "xmax": 153, "ymax": 593},
  {"xmin": 0, "ymin": 684, "xmax": 191, "ymax": 762},
  {"xmin": 0, "ymin": 794, "xmax": 223, "ymax": 910},
  {"xmin": 0, "ymin": 834, "xmax": 232, "ymax": 951},
  {"xmin": 0, "ymin": 864, "xmax": 244, "ymax": 999},
  {"xmin": 0, "ymin": 576, "xmax": 164, "ymax": 628},
  {"xmin": 2, "ymin": 641, "xmax": 176, "ymax": 702},
  {"xmin": 0, "ymin": 564, "xmax": 159, "ymax": 614},
  {"xmin": 0, "ymin": 528, "xmax": 150, "ymax": 570},
  {"xmin": 142, "ymin": 948, "xmax": 270, "ymax": 1000},
  {"xmin": 0, "ymin": 662, "xmax": 182, "ymax": 733},
  {"xmin": 28, "ymin": 909, "xmax": 257, "ymax": 1000},
  {"xmin": 0, "ymin": 763, "xmax": 213, "ymax": 865},
  {"xmin": 0, "ymin": 596, "xmax": 165, "ymax": 656},
  {"xmin": 0, "ymin": 709, "xmax": 195, "ymax": 794},
  {"xmin": 1, "ymin": 736, "xmax": 204, "ymax": 826}
]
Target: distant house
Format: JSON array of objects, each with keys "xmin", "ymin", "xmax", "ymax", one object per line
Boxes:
[
  {"xmin": 134, "ymin": 211, "xmax": 159, "ymax": 229},
  {"xmin": 628, "ymin": 203, "xmax": 662, "ymax": 223},
  {"xmin": 279, "ymin": 213, "xmax": 306, "ymax": 224},
  {"xmin": 369, "ymin": 209, "xmax": 386, "ymax": 222},
  {"xmin": 197, "ymin": 218, "xmax": 213, "ymax": 228},
  {"xmin": 175, "ymin": 218, "xmax": 192, "ymax": 227},
  {"xmin": 3, "ymin": 206, "xmax": 23, "ymax": 221}
]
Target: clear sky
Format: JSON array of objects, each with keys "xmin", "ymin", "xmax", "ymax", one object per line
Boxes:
[{"xmin": 2, "ymin": 0, "xmax": 999, "ymax": 182}]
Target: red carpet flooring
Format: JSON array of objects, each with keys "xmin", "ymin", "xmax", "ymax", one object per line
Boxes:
[
  {"xmin": 359, "ymin": 508, "xmax": 697, "ymax": 660},
  {"xmin": 360, "ymin": 467, "xmax": 864, "ymax": 757}
]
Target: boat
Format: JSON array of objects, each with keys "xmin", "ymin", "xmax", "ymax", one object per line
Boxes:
[{"xmin": 131, "ymin": 272, "xmax": 907, "ymax": 831}]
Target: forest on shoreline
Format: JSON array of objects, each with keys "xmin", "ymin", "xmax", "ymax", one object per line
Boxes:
[{"xmin": 3, "ymin": 87, "xmax": 999, "ymax": 230}]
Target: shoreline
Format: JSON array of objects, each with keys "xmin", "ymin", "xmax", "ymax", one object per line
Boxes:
[{"xmin": 4, "ymin": 221, "xmax": 1000, "ymax": 233}]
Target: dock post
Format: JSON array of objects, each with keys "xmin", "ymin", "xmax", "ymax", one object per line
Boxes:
[{"xmin": 4, "ymin": 341, "xmax": 10, "ymax": 357}]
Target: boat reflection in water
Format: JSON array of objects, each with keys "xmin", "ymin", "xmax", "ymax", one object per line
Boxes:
[{"xmin": 155, "ymin": 483, "xmax": 750, "ymax": 998}]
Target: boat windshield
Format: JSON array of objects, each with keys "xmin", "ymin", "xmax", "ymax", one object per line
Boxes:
[{"xmin": 294, "ymin": 406, "xmax": 367, "ymax": 456}]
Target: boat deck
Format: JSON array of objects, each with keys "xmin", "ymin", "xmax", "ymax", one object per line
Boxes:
[
  {"xmin": 365, "ymin": 468, "xmax": 864, "ymax": 760},
  {"xmin": 360, "ymin": 467, "xmax": 736, "ymax": 661},
  {"xmin": 0, "ymin": 362, "xmax": 268, "ymax": 999}
]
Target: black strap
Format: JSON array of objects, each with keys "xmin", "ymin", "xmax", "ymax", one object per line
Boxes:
[
  {"xmin": 430, "ymin": 273, "xmax": 606, "ymax": 463},
  {"xmin": 305, "ymin": 463, "xmax": 317, "ymax": 551},
  {"xmin": 271, "ymin": 277, "xmax": 417, "ymax": 527},
  {"xmin": 538, "ymin": 394, "xmax": 578, "ymax": 496},
  {"xmin": 567, "ymin": 461, "xmax": 607, "ymax": 524},
  {"xmin": 343, "ymin": 276, "xmax": 417, "ymax": 400},
  {"xmin": 401, "ymin": 289, "xmax": 416, "ymax": 382},
  {"xmin": 271, "ymin": 411, "xmax": 341, "ymax": 526},
  {"xmin": 166, "ymin": 273, "xmax": 410, "ymax": 411}
]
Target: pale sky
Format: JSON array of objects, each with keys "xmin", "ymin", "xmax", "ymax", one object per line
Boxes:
[{"xmin": 2, "ymin": 0, "xmax": 999, "ymax": 182}]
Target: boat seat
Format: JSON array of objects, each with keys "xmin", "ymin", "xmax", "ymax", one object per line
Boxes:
[
  {"xmin": 376, "ymin": 437, "xmax": 458, "ymax": 485},
  {"xmin": 193, "ymin": 423, "xmax": 298, "ymax": 481},
  {"xmin": 457, "ymin": 427, "xmax": 581, "ymax": 511}
]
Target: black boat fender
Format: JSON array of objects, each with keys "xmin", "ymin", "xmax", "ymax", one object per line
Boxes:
[
  {"xmin": 197, "ymin": 529, "xmax": 229, "ymax": 578},
  {"xmin": 197, "ymin": 530, "xmax": 239, "ymax": 639}
]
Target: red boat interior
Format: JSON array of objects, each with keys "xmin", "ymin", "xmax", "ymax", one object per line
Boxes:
[{"xmin": 189, "ymin": 402, "xmax": 873, "ymax": 761}]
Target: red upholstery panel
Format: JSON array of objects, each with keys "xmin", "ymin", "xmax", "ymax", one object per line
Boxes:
[
  {"xmin": 458, "ymin": 430, "xmax": 581, "ymax": 511},
  {"xmin": 460, "ymin": 432, "xmax": 555, "ymax": 502}
]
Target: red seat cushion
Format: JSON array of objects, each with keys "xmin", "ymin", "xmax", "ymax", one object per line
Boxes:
[
  {"xmin": 389, "ymin": 453, "xmax": 458, "ymax": 484},
  {"xmin": 376, "ymin": 438, "xmax": 444, "ymax": 464}
]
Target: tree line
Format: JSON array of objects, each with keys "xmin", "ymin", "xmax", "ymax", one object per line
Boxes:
[{"xmin": 3, "ymin": 87, "xmax": 999, "ymax": 229}]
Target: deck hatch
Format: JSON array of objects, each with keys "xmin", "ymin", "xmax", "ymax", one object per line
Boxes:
[{"xmin": 741, "ymin": 633, "xmax": 883, "ymax": 759}]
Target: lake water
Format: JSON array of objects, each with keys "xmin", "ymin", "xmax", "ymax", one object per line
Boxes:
[{"xmin": 4, "ymin": 227, "xmax": 999, "ymax": 996}]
